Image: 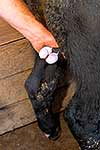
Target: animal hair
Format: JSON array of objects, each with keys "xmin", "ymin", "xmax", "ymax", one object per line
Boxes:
[{"xmin": 44, "ymin": 0, "xmax": 100, "ymax": 149}]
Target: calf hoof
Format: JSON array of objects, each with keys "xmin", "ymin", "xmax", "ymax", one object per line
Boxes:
[
  {"xmin": 37, "ymin": 110, "xmax": 61, "ymax": 140},
  {"xmin": 46, "ymin": 126, "xmax": 61, "ymax": 140}
]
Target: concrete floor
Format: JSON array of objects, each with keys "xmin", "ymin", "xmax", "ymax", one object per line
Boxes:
[{"xmin": 0, "ymin": 114, "xmax": 79, "ymax": 150}]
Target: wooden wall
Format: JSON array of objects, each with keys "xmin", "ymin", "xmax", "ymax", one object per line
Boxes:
[
  {"xmin": 0, "ymin": 18, "xmax": 36, "ymax": 135},
  {"xmin": 0, "ymin": 17, "xmax": 75, "ymax": 135}
]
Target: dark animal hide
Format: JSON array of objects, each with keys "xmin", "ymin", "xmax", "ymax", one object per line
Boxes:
[
  {"xmin": 25, "ymin": 0, "xmax": 100, "ymax": 149},
  {"xmin": 44, "ymin": 0, "xmax": 100, "ymax": 149}
]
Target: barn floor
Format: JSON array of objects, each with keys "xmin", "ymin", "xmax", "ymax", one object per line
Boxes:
[{"xmin": 0, "ymin": 114, "xmax": 79, "ymax": 150}]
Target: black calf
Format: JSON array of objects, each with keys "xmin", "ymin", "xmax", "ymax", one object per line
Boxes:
[
  {"xmin": 25, "ymin": 0, "xmax": 100, "ymax": 149},
  {"xmin": 44, "ymin": 0, "xmax": 100, "ymax": 149}
]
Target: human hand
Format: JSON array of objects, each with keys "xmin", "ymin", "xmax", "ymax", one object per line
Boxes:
[
  {"xmin": 29, "ymin": 21, "xmax": 59, "ymax": 53},
  {"xmin": 0, "ymin": 0, "xmax": 58, "ymax": 54}
]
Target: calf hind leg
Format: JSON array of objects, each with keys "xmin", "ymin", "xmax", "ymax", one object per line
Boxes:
[
  {"xmin": 64, "ymin": 93, "xmax": 100, "ymax": 149},
  {"xmin": 25, "ymin": 49, "xmax": 67, "ymax": 140}
]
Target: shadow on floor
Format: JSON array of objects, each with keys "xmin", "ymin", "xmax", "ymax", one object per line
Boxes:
[{"xmin": 0, "ymin": 113, "xmax": 79, "ymax": 150}]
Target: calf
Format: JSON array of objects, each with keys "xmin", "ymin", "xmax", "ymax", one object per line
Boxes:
[
  {"xmin": 44, "ymin": 0, "xmax": 100, "ymax": 149},
  {"xmin": 25, "ymin": 0, "xmax": 100, "ymax": 149}
]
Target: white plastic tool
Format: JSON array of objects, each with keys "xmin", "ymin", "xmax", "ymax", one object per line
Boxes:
[
  {"xmin": 39, "ymin": 46, "xmax": 52, "ymax": 59},
  {"xmin": 46, "ymin": 52, "xmax": 59, "ymax": 64},
  {"xmin": 39, "ymin": 46, "xmax": 59, "ymax": 64}
]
